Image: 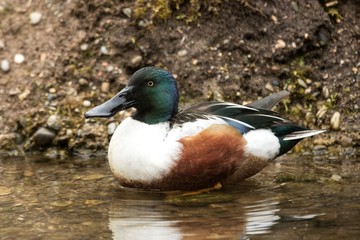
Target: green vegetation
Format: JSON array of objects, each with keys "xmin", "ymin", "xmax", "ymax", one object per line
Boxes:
[
  {"xmin": 134, "ymin": 0, "xmax": 222, "ymax": 23},
  {"xmin": 322, "ymin": 0, "xmax": 343, "ymax": 23},
  {"xmin": 286, "ymin": 56, "xmax": 318, "ymax": 105}
]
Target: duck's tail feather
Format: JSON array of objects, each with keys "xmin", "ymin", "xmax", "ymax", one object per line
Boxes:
[
  {"xmin": 283, "ymin": 129, "xmax": 327, "ymax": 141},
  {"xmin": 247, "ymin": 90, "xmax": 289, "ymax": 110}
]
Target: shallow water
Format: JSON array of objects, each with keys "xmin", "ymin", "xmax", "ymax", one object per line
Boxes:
[{"xmin": 0, "ymin": 153, "xmax": 359, "ymax": 240}]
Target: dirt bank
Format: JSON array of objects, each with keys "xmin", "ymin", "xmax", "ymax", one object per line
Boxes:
[{"xmin": 0, "ymin": 0, "xmax": 358, "ymax": 157}]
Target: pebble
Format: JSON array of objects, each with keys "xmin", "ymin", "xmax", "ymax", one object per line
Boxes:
[
  {"xmin": 46, "ymin": 115, "xmax": 61, "ymax": 131},
  {"xmin": 122, "ymin": 8, "xmax": 132, "ymax": 18},
  {"xmin": 107, "ymin": 65, "xmax": 114, "ymax": 72},
  {"xmin": 0, "ymin": 39, "xmax": 4, "ymax": 49},
  {"xmin": 177, "ymin": 49, "xmax": 188, "ymax": 57},
  {"xmin": 305, "ymin": 112, "xmax": 315, "ymax": 123},
  {"xmin": 33, "ymin": 127, "xmax": 56, "ymax": 147},
  {"xmin": 80, "ymin": 43, "xmax": 88, "ymax": 51},
  {"xmin": 1, "ymin": 59, "xmax": 10, "ymax": 72},
  {"xmin": 49, "ymin": 87, "xmax": 56, "ymax": 93},
  {"xmin": 14, "ymin": 54, "xmax": 25, "ymax": 64},
  {"xmin": 265, "ymin": 82, "xmax": 274, "ymax": 92},
  {"xmin": 29, "ymin": 12, "xmax": 42, "ymax": 25},
  {"xmin": 291, "ymin": 1, "xmax": 299, "ymax": 12},
  {"xmin": 271, "ymin": 79, "xmax": 280, "ymax": 86},
  {"xmin": 100, "ymin": 46, "xmax": 108, "ymax": 55},
  {"xmin": 101, "ymin": 82, "xmax": 110, "ymax": 93},
  {"xmin": 47, "ymin": 93, "xmax": 56, "ymax": 101},
  {"xmin": 330, "ymin": 111, "xmax": 341, "ymax": 130},
  {"xmin": 271, "ymin": 15, "xmax": 278, "ymax": 23},
  {"xmin": 83, "ymin": 100, "xmax": 91, "ymax": 107},
  {"xmin": 339, "ymin": 136, "xmax": 352, "ymax": 147},
  {"xmin": 79, "ymin": 78, "xmax": 88, "ymax": 86},
  {"xmin": 330, "ymin": 174, "xmax": 341, "ymax": 182},
  {"xmin": 107, "ymin": 122, "xmax": 117, "ymax": 135},
  {"xmin": 275, "ymin": 39, "xmax": 286, "ymax": 49},
  {"xmin": 130, "ymin": 55, "xmax": 142, "ymax": 67},
  {"xmin": 312, "ymin": 145, "xmax": 327, "ymax": 156},
  {"xmin": 297, "ymin": 78, "xmax": 307, "ymax": 88},
  {"xmin": 316, "ymin": 105, "xmax": 327, "ymax": 120},
  {"xmin": 322, "ymin": 86, "xmax": 329, "ymax": 98}
]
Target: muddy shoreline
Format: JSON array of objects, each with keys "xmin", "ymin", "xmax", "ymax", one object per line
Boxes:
[{"xmin": 0, "ymin": 1, "xmax": 358, "ymax": 157}]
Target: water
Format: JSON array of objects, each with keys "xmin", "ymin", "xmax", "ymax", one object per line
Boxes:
[{"xmin": 0, "ymin": 154, "xmax": 359, "ymax": 239}]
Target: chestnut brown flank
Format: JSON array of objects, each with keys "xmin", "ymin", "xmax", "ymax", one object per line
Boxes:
[{"xmin": 153, "ymin": 124, "xmax": 246, "ymax": 190}]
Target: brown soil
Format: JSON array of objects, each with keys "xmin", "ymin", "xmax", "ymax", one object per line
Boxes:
[{"xmin": 0, "ymin": 0, "xmax": 359, "ymax": 157}]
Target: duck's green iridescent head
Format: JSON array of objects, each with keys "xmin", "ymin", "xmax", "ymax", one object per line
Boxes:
[{"xmin": 85, "ymin": 67, "xmax": 179, "ymax": 124}]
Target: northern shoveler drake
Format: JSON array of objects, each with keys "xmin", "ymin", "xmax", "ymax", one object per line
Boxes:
[{"xmin": 85, "ymin": 67, "xmax": 325, "ymax": 191}]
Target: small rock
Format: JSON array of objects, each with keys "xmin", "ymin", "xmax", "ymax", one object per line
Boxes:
[
  {"xmin": 107, "ymin": 65, "xmax": 114, "ymax": 72},
  {"xmin": 275, "ymin": 39, "xmax": 286, "ymax": 49},
  {"xmin": 56, "ymin": 135, "xmax": 70, "ymax": 148},
  {"xmin": 177, "ymin": 49, "xmax": 188, "ymax": 57},
  {"xmin": 330, "ymin": 174, "xmax": 341, "ymax": 182},
  {"xmin": 101, "ymin": 82, "xmax": 110, "ymax": 93},
  {"xmin": 0, "ymin": 186, "xmax": 12, "ymax": 196},
  {"xmin": 9, "ymin": 88, "xmax": 20, "ymax": 96},
  {"xmin": 312, "ymin": 145, "xmax": 327, "ymax": 156},
  {"xmin": 0, "ymin": 39, "xmax": 4, "ymax": 49},
  {"xmin": 49, "ymin": 88, "xmax": 56, "ymax": 94},
  {"xmin": 316, "ymin": 105, "xmax": 328, "ymax": 120},
  {"xmin": 313, "ymin": 137, "xmax": 335, "ymax": 146},
  {"xmin": 1, "ymin": 59, "xmax": 10, "ymax": 72},
  {"xmin": 271, "ymin": 79, "xmax": 280, "ymax": 86},
  {"xmin": 322, "ymin": 86, "xmax": 329, "ymax": 98},
  {"xmin": 29, "ymin": 12, "xmax": 42, "ymax": 25},
  {"xmin": 271, "ymin": 15, "xmax": 278, "ymax": 23},
  {"xmin": 66, "ymin": 129, "xmax": 73, "ymax": 136},
  {"xmin": 83, "ymin": 100, "xmax": 91, "ymax": 107},
  {"xmin": 297, "ymin": 78, "xmax": 307, "ymax": 88},
  {"xmin": 137, "ymin": 20, "xmax": 146, "ymax": 27},
  {"xmin": 339, "ymin": 135, "xmax": 352, "ymax": 147},
  {"xmin": 14, "ymin": 54, "xmax": 25, "ymax": 64},
  {"xmin": 80, "ymin": 43, "xmax": 88, "ymax": 51},
  {"xmin": 122, "ymin": 8, "xmax": 132, "ymax": 18},
  {"xmin": 305, "ymin": 112, "xmax": 315, "ymax": 123},
  {"xmin": 130, "ymin": 55, "xmax": 142, "ymax": 67},
  {"xmin": 79, "ymin": 78, "xmax": 88, "ymax": 86},
  {"xmin": 271, "ymin": 65, "xmax": 280, "ymax": 72},
  {"xmin": 47, "ymin": 115, "xmax": 61, "ymax": 131},
  {"xmin": 100, "ymin": 46, "xmax": 108, "ymax": 55},
  {"xmin": 19, "ymin": 88, "xmax": 31, "ymax": 101},
  {"xmin": 33, "ymin": 127, "xmax": 56, "ymax": 147},
  {"xmin": 107, "ymin": 122, "xmax": 117, "ymax": 135},
  {"xmin": 265, "ymin": 82, "xmax": 274, "ymax": 92},
  {"xmin": 291, "ymin": 1, "xmax": 299, "ymax": 12},
  {"xmin": 330, "ymin": 111, "xmax": 341, "ymax": 130}
]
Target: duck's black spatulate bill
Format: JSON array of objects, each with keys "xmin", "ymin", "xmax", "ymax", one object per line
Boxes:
[{"xmin": 84, "ymin": 86, "xmax": 135, "ymax": 118}]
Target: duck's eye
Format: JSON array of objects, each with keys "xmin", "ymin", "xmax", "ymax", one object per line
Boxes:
[{"xmin": 147, "ymin": 81, "xmax": 154, "ymax": 87}]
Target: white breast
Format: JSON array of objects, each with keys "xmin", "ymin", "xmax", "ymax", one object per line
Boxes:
[{"xmin": 108, "ymin": 117, "xmax": 226, "ymax": 182}]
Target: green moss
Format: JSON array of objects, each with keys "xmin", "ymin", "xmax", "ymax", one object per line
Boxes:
[
  {"xmin": 286, "ymin": 56, "xmax": 318, "ymax": 106},
  {"xmin": 134, "ymin": 0, "xmax": 222, "ymax": 23},
  {"xmin": 275, "ymin": 172, "xmax": 318, "ymax": 183}
]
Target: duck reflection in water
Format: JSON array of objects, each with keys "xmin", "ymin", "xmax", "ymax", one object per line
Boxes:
[{"xmin": 107, "ymin": 189, "xmax": 280, "ymax": 239}]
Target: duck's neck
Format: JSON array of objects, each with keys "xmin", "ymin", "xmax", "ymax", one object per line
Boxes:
[{"xmin": 132, "ymin": 108, "xmax": 177, "ymax": 125}]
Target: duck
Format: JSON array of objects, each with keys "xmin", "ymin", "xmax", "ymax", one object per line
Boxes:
[{"xmin": 85, "ymin": 67, "xmax": 325, "ymax": 191}]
